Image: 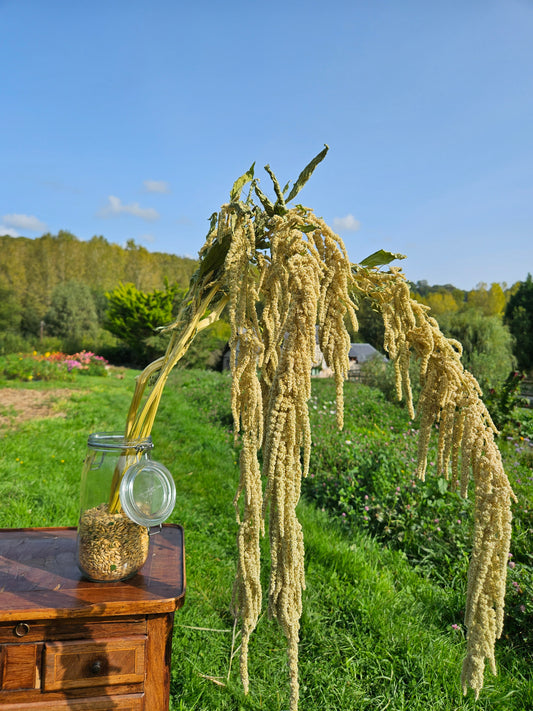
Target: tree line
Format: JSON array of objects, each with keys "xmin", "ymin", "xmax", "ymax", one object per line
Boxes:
[
  {"xmin": 349, "ymin": 277, "xmax": 533, "ymax": 394},
  {"xmin": 0, "ymin": 231, "xmax": 201, "ymax": 364},
  {"xmin": 0, "ymin": 231, "xmax": 196, "ymax": 321},
  {"xmin": 0, "ymin": 231, "xmax": 531, "ymax": 383},
  {"xmin": 410, "ymin": 278, "xmax": 533, "ymax": 378}
]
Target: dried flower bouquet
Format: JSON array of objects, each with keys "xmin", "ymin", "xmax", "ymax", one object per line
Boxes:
[{"xmin": 107, "ymin": 147, "xmax": 514, "ymax": 710}]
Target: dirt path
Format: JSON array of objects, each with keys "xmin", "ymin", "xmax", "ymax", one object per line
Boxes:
[{"xmin": 0, "ymin": 388, "xmax": 76, "ymax": 427}]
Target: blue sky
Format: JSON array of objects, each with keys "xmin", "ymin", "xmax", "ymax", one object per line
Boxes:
[{"xmin": 1, "ymin": 0, "xmax": 532, "ymax": 290}]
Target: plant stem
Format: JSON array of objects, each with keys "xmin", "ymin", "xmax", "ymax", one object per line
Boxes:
[{"xmin": 107, "ymin": 288, "xmax": 228, "ymax": 513}]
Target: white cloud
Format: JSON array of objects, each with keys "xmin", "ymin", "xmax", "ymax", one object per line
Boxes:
[
  {"xmin": 98, "ymin": 195, "xmax": 159, "ymax": 221},
  {"xmin": 332, "ymin": 214, "xmax": 361, "ymax": 232},
  {"xmin": 0, "ymin": 224, "xmax": 20, "ymax": 237},
  {"xmin": 2, "ymin": 213, "xmax": 47, "ymax": 232},
  {"xmin": 143, "ymin": 180, "xmax": 170, "ymax": 194}
]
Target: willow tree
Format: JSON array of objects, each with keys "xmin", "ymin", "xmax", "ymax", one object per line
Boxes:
[{"xmin": 117, "ymin": 147, "xmax": 514, "ymax": 711}]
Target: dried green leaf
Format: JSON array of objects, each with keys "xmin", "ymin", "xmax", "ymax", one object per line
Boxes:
[
  {"xmin": 285, "ymin": 144, "xmax": 329, "ymax": 203},
  {"xmin": 197, "ymin": 230, "xmax": 232, "ymax": 283},
  {"xmin": 264, "ymin": 164, "xmax": 286, "ymax": 211},
  {"xmin": 254, "ymin": 183, "xmax": 275, "ymax": 216},
  {"xmin": 359, "ymin": 250, "xmax": 406, "ymax": 269},
  {"xmin": 230, "ymin": 163, "xmax": 255, "ymax": 202}
]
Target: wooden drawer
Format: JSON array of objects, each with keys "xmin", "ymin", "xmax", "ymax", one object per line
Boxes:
[
  {"xmin": 0, "ymin": 618, "xmax": 147, "ymax": 644},
  {"xmin": 0, "ymin": 526, "xmax": 185, "ymax": 710},
  {"xmin": 43, "ymin": 636, "xmax": 146, "ymax": 691},
  {"xmin": 0, "ymin": 693, "xmax": 144, "ymax": 709},
  {"xmin": 0, "ymin": 642, "xmax": 41, "ymax": 691}
]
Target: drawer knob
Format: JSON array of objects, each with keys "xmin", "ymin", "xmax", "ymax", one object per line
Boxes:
[
  {"xmin": 14, "ymin": 622, "xmax": 30, "ymax": 637},
  {"xmin": 91, "ymin": 660, "xmax": 103, "ymax": 675}
]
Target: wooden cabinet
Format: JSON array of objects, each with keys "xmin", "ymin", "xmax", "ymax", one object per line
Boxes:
[{"xmin": 0, "ymin": 526, "xmax": 185, "ymax": 710}]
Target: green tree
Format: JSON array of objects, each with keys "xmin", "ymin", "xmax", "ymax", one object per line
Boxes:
[
  {"xmin": 410, "ymin": 281, "xmax": 465, "ymax": 317},
  {"xmin": 45, "ymin": 280, "xmax": 100, "ymax": 350},
  {"xmin": 504, "ymin": 273, "xmax": 533, "ymax": 372},
  {"xmin": 353, "ymin": 296, "xmax": 385, "ymax": 351},
  {"xmin": 467, "ymin": 282, "xmax": 506, "ymax": 316},
  {"xmin": 422, "ymin": 290, "xmax": 460, "ymax": 316},
  {"xmin": 0, "ymin": 232, "xmax": 198, "ymax": 330},
  {"xmin": 0, "ymin": 285, "xmax": 28, "ymax": 353},
  {"xmin": 104, "ymin": 281, "xmax": 185, "ymax": 365},
  {"xmin": 0, "ymin": 286, "xmax": 22, "ymax": 332},
  {"xmin": 439, "ymin": 309, "xmax": 515, "ymax": 391}
]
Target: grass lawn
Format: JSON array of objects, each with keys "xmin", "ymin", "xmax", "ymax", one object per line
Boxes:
[{"xmin": 0, "ymin": 369, "xmax": 531, "ymax": 710}]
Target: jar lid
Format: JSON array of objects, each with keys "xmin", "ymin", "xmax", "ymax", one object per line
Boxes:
[
  {"xmin": 119, "ymin": 460, "xmax": 176, "ymax": 527},
  {"xmin": 87, "ymin": 432, "xmax": 153, "ymax": 453}
]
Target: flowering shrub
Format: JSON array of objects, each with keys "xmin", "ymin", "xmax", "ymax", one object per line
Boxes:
[
  {"xmin": 0, "ymin": 351, "xmax": 109, "ymax": 381},
  {"xmin": 68, "ymin": 351, "xmax": 108, "ymax": 375}
]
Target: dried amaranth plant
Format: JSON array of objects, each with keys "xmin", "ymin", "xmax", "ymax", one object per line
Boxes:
[
  {"xmin": 112, "ymin": 147, "xmax": 514, "ymax": 709},
  {"xmin": 353, "ymin": 266, "xmax": 515, "ymax": 698}
]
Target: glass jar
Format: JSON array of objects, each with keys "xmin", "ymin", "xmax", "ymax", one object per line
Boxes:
[{"xmin": 77, "ymin": 432, "xmax": 176, "ymax": 582}]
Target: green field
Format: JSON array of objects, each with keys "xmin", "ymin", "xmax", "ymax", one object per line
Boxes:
[{"xmin": 0, "ymin": 369, "xmax": 531, "ymax": 710}]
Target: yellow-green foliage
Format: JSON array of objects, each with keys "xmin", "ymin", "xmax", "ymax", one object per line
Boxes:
[{"xmin": 0, "ymin": 231, "xmax": 197, "ymax": 322}]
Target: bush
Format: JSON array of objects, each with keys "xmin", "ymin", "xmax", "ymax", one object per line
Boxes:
[
  {"xmin": 439, "ymin": 309, "xmax": 515, "ymax": 391},
  {"xmin": 504, "ymin": 273, "xmax": 533, "ymax": 372},
  {"xmin": 0, "ymin": 351, "xmax": 109, "ymax": 381},
  {"xmin": 498, "ymin": 428, "xmax": 533, "ymax": 651},
  {"xmin": 45, "ymin": 280, "xmax": 100, "ymax": 349},
  {"xmin": 303, "ymin": 387, "xmax": 473, "ymax": 583},
  {"xmin": 484, "ymin": 371, "xmax": 529, "ymax": 436},
  {"xmin": 65, "ymin": 350, "xmax": 109, "ymax": 376},
  {"xmin": 104, "ymin": 281, "xmax": 184, "ymax": 366},
  {"xmin": 302, "ymin": 378, "xmax": 533, "ymax": 654},
  {"xmin": 359, "ymin": 355, "xmax": 421, "ymax": 406},
  {"xmin": 0, "ymin": 353, "xmax": 74, "ymax": 382},
  {"xmin": 0, "ymin": 331, "xmax": 32, "ymax": 356}
]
